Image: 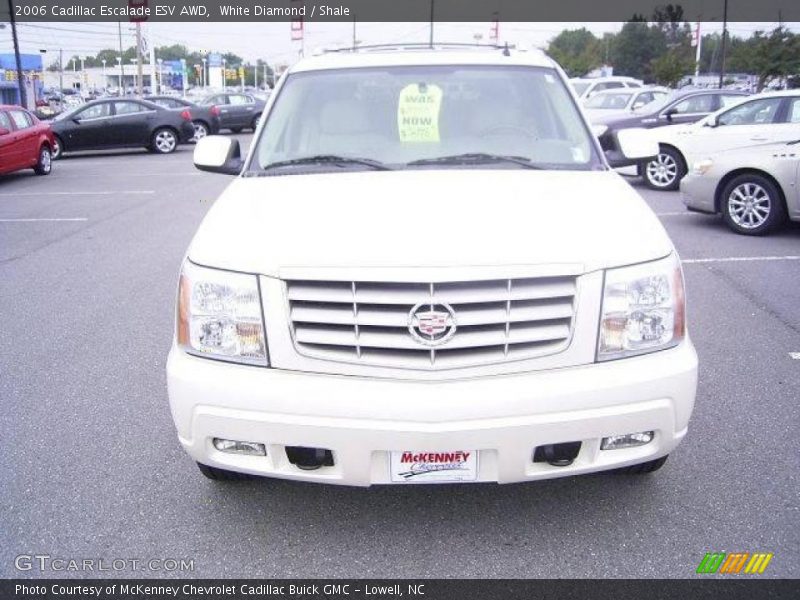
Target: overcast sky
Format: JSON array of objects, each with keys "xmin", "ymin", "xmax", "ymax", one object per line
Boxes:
[{"xmin": 2, "ymin": 21, "xmax": 797, "ymax": 67}]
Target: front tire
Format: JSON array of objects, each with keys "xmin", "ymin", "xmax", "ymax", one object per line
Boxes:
[
  {"xmin": 196, "ymin": 462, "xmax": 254, "ymax": 481},
  {"xmin": 51, "ymin": 136, "xmax": 64, "ymax": 160},
  {"xmin": 192, "ymin": 120, "xmax": 209, "ymax": 141},
  {"xmin": 150, "ymin": 128, "xmax": 178, "ymax": 154},
  {"xmin": 613, "ymin": 455, "xmax": 668, "ymax": 474},
  {"xmin": 720, "ymin": 174, "xmax": 786, "ymax": 236},
  {"xmin": 642, "ymin": 146, "xmax": 685, "ymax": 191},
  {"xmin": 33, "ymin": 146, "xmax": 52, "ymax": 175},
  {"xmin": 251, "ymin": 113, "xmax": 262, "ymax": 131},
  {"xmin": 229, "ymin": 127, "xmax": 243, "ymax": 134}
]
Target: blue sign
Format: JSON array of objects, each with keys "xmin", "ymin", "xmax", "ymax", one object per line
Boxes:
[{"xmin": 208, "ymin": 53, "xmax": 222, "ymax": 68}]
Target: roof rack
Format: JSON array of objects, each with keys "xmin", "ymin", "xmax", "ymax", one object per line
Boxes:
[{"xmin": 322, "ymin": 42, "xmax": 518, "ymax": 56}]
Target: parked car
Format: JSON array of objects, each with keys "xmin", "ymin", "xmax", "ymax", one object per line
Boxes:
[
  {"xmin": 680, "ymin": 139, "xmax": 800, "ymax": 235},
  {"xmin": 168, "ymin": 47, "xmax": 697, "ymax": 485},
  {"xmin": 0, "ymin": 105, "xmax": 55, "ymax": 176},
  {"xmin": 594, "ymin": 88, "xmax": 749, "ymax": 175},
  {"xmin": 582, "ymin": 87, "xmax": 670, "ymax": 122},
  {"xmin": 145, "ymin": 95, "xmax": 221, "ymax": 140},
  {"xmin": 49, "ymin": 98, "xmax": 195, "ymax": 158},
  {"xmin": 198, "ymin": 92, "xmax": 266, "ymax": 132},
  {"xmin": 644, "ymin": 90, "xmax": 800, "ymax": 190},
  {"xmin": 570, "ymin": 76, "xmax": 643, "ymax": 101}
]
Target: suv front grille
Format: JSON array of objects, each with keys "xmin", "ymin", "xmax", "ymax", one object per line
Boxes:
[{"xmin": 285, "ymin": 276, "xmax": 578, "ymax": 370}]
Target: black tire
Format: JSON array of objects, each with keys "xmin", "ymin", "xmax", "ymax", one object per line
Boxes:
[
  {"xmin": 51, "ymin": 135, "xmax": 64, "ymax": 160},
  {"xmin": 192, "ymin": 120, "xmax": 209, "ymax": 141},
  {"xmin": 720, "ymin": 173, "xmax": 787, "ymax": 236},
  {"xmin": 196, "ymin": 462, "xmax": 254, "ymax": 481},
  {"xmin": 229, "ymin": 127, "xmax": 243, "ymax": 134},
  {"xmin": 150, "ymin": 128, "xmax": 178, "ymax": 154},
  {"xmin": 33, "ymin": 145, "xmax": 53, "ymax": 175},
  {"xmin": 642, "ymin": 146, "xmax": 685, "ymax": 191},
  {"xmin": 251, "ymin": 113, "xmax": 262, "ymax": 131},
  {"xmin": 613, "ymin": 455, "xmax": 668, "ymax": 475}
]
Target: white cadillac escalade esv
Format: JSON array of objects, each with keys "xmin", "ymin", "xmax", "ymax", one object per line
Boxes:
[{"xmin": 167, "ymin": 46, "xmax": 698, "ymax": 485}]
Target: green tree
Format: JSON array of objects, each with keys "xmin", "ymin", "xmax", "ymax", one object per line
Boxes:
[
  {"xmin": 611, "ymin": 19, "xmax": 667, "ymax": 81},
  {"xmin": 547, "ymin": 28, "xmax": 603, "ymax": 77},
  {"xmin": 651, "ymin": 47, "xmax": 694, "ymax": 86},
  {"xmin": 731, "ymin": 27, "xmax": 800, "ymax": 90}
]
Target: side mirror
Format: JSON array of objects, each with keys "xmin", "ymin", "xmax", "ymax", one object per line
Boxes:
[
  {"xmin": 704, "ymin": 115, "xmax": 720, "ymax": 128},
  {"xmin": 193, "ymin": 136, "xmax": 244, "ymax": 175},
  {"xmin": 0, "ymin": 127, "xmax": 10, "ymax": 136},
  {"xmin": 72, "ymin": 118, "xmax": 81, "ymax": 124},
  {"xmin": 614, "ymin": 128, "xmax": 658, "ymax": 161},
  {"xmin": 662, "ymin": 107, "xmax": 678, "ymax": 122}
]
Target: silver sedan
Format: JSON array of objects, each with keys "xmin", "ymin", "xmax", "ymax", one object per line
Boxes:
[{"xmin": 680, "ymin": 141, "xmax": 800, "ymax": 235}]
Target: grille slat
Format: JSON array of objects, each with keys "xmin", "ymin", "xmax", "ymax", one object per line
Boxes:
[{"xmin": 286, "ymin": 276, "xmax": 577, "ymax": 369}]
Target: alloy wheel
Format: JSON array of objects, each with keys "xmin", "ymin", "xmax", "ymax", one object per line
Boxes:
[
  {"xmin": 727, "ymin": 182, "xmax": 771, "ymax": 230},
  {"xmin": 645, "ymin": 152, "xmax": 678, "ymax": 188}
]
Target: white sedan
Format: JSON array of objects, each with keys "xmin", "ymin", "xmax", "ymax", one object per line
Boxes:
[
  {"xmin": 642, "ymin": 90, "xmax": 800, "ymax": 190},
  {"xmin": 681, "ymin": 140, "xmax": 800, "ymax": 235},
  {"xmin": 583, "ymin": 87, "xmax": 669, "ymax": 122}
]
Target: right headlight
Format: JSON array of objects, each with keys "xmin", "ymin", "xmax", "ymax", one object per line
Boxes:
[
  {"xmin": 597, "ymin": 253, "xmax": 685, "ymax": 361},
  {"xmin": 176, "ymin": 259, "xmax": 268, "ymax": 366}
]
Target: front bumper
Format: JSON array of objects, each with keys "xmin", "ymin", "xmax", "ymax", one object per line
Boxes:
[
  {"xmin": 167, "ymin": 341, "xmax": 698, "ymax": 486},
  {"xmin": 680, "ymin": 172, "xmax": 719, "ymax": 214}
]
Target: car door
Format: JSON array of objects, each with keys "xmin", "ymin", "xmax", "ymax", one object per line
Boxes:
[
  {"xmin": 0, "ymin": 110, "xmax": 23, "ymax": 173},
  {"xmin": 689, "ymin": 96, "xmax": 788, "ymax": 158},
  {"xmin": 206, "ymin": 94, "xmax": 232, "ymax": 127},
  {"xmin": 660, "ymin": 93, "xmax": 717, "ymax": 125},
  {"xmin": 7, "ymin": 110, "xmax": 37, "ymax": 168},
  {"xmin": 67, "ymin": 102, "xmax": 113, "ymax": 149},
  {"xmin": 112, "ymin": 100, "xmax": 156, "ymax": 146},
  {"xmin": 227, "ymin": 94, "xmax": 256, "ymax": 127}
]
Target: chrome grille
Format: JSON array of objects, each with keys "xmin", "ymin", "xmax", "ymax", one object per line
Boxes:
[{"xmin": 285, "ymin": 277, "xmax": 577, "ymax": 369}]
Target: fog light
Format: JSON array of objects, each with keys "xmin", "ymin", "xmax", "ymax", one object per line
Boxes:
[
  {"xmin": 601, "ymin": 431, "xmax": 654, "ymax": 450},
  {"xmin": 213, "ymin": 438, "xmax": 266, "ymax": 456}
]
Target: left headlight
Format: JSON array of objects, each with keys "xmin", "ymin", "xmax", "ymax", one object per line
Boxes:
[
  {"xmin": 177, "ymin": 260, "xmax": 268, "ymax": 366},
  {"xmin": 597, "ymin": 253, "xmax": 685, "ymax": 361}
]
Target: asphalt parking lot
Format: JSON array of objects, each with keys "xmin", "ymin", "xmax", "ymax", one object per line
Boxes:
[{"xmin": 1, "ymin": 135, "xmax": 798, "ymax": 579}]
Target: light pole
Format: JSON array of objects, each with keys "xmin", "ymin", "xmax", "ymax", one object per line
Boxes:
[
  {"xmin": 3, "ymin": 1, "xmax": 26, "ymax": 107},
  {"xmin": 222, "ymin": 58, "xmax": 227, "ymax": 91},
  {"xmin": 101, "ymin": 59, "xmax": 107, "ymax": 91},
  {"xmin": 116, "ymin": 57, "xmax": 123, "ymax": 93},
  {"xmin": 157, "ymin": 58, "xmax": 163, "ymax": 94},
  {"xmin": 201, "ymin": 57, "xmax": 207, "ymax": 89}
]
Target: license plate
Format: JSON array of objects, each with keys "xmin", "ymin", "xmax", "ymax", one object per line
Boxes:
[{"xmin": 389, "ymin": 450, "xmax": 478, "ymax": 483}]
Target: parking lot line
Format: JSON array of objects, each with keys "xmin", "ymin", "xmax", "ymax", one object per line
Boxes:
[
  {"xmin": 0, "ymin": 191, "xmax": 155, "ymax": 197},
  {"xmin": 683, "ymin": 256, "xmax": 800, "ymax": 264},
  {"xmin": 0, "ymin": 218, "xmax": 88, "ymax": 222},
  {"xmin": 656, "ymin": 212, "xmax": 696, "ymax": 216}
]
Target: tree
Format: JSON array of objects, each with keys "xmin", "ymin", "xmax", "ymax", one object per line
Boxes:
[
  {"xmin": 611, "ymin": 20, "xmax": 667, "ymax": 81},
  {"xmin": 547, "ymin": 28, "xmax": 603, "ymax": 77},
  {"xmin": 651, "ymin": 47, "xmax": 694, "ymax": 87},
  {"xmin": 731, "ymin": 27, "xmax": 800, "ymax": 90}
]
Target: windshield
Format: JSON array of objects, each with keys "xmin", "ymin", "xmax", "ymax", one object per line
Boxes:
[
  {"xmin": 585, "ymin": 92, "xmax": 633, "ymax": 109},
  {"xmin": 634, "ymin": 93, "xmax": 675, "ymax": 114},
  {"xmin": 250, "ymin": 65, "xmax": 601, "ymax": 174},
  {"xmin": 571, "ymin": 81, "xmax": 591, "ymax": 96}
]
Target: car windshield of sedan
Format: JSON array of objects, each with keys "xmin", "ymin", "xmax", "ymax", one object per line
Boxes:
[
  {"xmin": 250, "ymin": 65, "xmax": 601, "ymax": 173},
  {"xmin": 585, "ymin": 92, "xmax": 633, "ymax": 109}
]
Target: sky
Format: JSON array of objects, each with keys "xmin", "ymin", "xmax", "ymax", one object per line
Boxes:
[{"xmin": 2, "ymin": 21, "xmax": 797, "ymax": 68}]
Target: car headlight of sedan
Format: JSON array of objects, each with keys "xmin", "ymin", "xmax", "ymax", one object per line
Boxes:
[
  {"xmin": 177, "ymin": 260, "xmax": 268, "ymax": 366},
  {"xmin": 597, "ymin": 253, "xmax": 685, "ymax": 361},
  {"xmin": 692, "ymin": 158, "xmax": 714, "ymax": 175}
]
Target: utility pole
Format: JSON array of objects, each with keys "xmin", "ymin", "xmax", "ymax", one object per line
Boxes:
[
  {"xmin": 352, "ymin": 17, "xmax": 356, "ymax": 48},
  {"xmin": 118, "ymin": 22, "xmax": 125, "ymax": 92},
  {"xmin": 718, "ymin": 0, "xmax": 728, "ymax": 88},
  {"xmin": 135, "ymin": 22, "xmax": 144, "ymax": 96},
  {"xmin": 693, "ymin": 22, "xmax": 702, "ymax": 78},
  {"xmin": 7, "ymin": 0, "xmax": 27, "ymax": 107},
  {"xmin": 59, "ymin": 48, "xmax": 64, "ymax": 94}
]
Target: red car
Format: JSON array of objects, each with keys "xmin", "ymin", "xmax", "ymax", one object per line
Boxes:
[{"xmin": 0, "ymin": 105, "xmax": 55, "ymax": 176}]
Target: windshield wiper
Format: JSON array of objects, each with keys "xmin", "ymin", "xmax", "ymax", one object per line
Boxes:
[
  {"xmin": 261, "ymin": 155, "xmax": 393, "ymax": 171},
  {"xmin": 407, "ymin": 153, "xmax": 544, "ymax": 169}
]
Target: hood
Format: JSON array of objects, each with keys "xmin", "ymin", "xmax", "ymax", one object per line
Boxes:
[{"xmin": 187, "ymin": 170, "xmax": 674, "ymax": 278}]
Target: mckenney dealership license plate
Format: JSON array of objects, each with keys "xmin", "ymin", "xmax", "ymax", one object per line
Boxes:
[{"xmin": 389, "ymin": 450, "xmax": 478, "ymax": 483}]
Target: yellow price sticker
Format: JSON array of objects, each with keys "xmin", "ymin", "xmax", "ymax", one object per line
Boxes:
[{"xmin": 397, "ymin": 83, "xmax": 443, "ymax": 143}]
